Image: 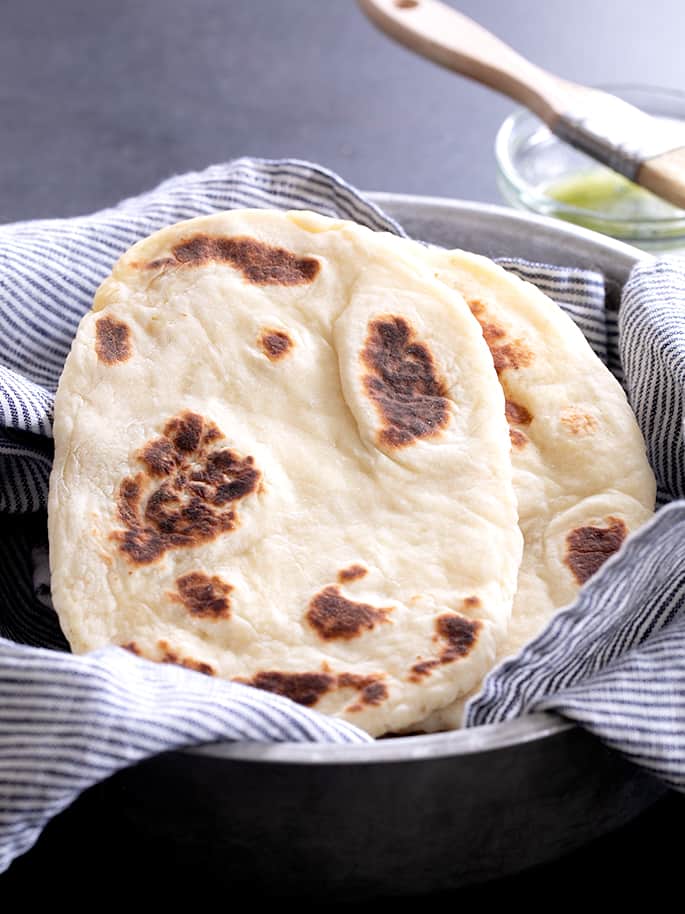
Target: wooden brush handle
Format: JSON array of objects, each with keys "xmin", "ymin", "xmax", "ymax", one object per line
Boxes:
[{"xmin": 358, "ymin": 0, "xmax": 578, "ymax": 125}]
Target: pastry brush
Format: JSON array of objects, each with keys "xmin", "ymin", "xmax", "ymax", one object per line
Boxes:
[{"xmin": 358, "ymin": 0, "xmax": 685, "ymax": 209}]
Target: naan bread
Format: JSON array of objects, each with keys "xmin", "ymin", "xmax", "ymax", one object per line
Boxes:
[
  {"xmin": 414, "ymin": 249, "xmax": 656, "ymax": 731},
  {"xmin": 48, "ymin": 210, "xmax": 523, "ymax": 737}
]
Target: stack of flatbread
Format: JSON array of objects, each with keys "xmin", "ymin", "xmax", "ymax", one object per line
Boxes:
[{"xmin": 47, "ymin": 210, "xmax": 655, "ymax": 737}]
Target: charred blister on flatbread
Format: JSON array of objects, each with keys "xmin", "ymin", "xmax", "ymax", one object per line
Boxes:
[
  {"xmin": 339, "ymin": 673, "xmax": 389, "ymax": 712},
  {"xmin": 505, "ymin": 400, "xmax": 532, "ymax": 449},
  {"xmin": 306, "ymin": 585, "xmax": 391, "ymax": 640},
  {"xmin": 564, "ymin": 517, "xmax": 628, "ymax": 584},
  {"xmin": 121, "ymin": 638, "xmax": 216, "ymax": 676},
  {"xmin": 468, "ymin": 300, "xmax": 533, "ymax": 375},
  {"xmin": 408, "ymin": 659, "xmax": 441, "ymax": 682},
  {"xmin": 509, "ymin": 428, "xmax": 528, "ymax": 449},
  {"xmin": 409, "ymin": 603, "xmax": 482, "ymax": 683},
  {"xmin": 121, "ymin": 641, "xmax": 142, "ymax": 656},
  {"xmin": 95, "ymin": 317, "xmax": 132, "ymax": 365},
  {"xmin": 337, "ymin": 564, "xmax": 368, "ymax": 584},
  {"xmin": 361, "ymin": 315, "xmax": 450, "ymax": 448},
  {"xmin": 170, "ymin": 571, "xmax": 233, "ymax": 620},
  {"xmin": 436, "ymin": 613, "xmax": 482, "ymax": 662},
  {"xmin": 236, "ymin": 671, "xmax": 335, "ymax": 707},
  {"xmin": 144, "ymin": 234, "xmax": 320, "ymax": 285},
  {"xmin": 157, "ymin": 639, "xmax": 216, "ymax": 676},
  {"xmin": 112, "ymin": 411, "xmax": 260, "ymax": 565},
  {"xmin": 258, "ymin": 328, "xmax": 294, "ymax": 361},
  {"xmin": 236, "ymin": 668, "xmax": 388, "ymax": 710},
  {"xmin": 505, "ymin": 399, "xmax": 533, "ymax": 426}
]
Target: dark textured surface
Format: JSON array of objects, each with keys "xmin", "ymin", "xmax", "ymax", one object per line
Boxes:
[
  {"xmin": 0, "ymin": 731, "xmax": 671, "ymax": 900},
  {"xmin": 1, "ymin": 0, "xmax": 684, "ymax": 895},
  {"xmin": 2, "ymin": 0, "xmax": 685, "ymax": 222}
]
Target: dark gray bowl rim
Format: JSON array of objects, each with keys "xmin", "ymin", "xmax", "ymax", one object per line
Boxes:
[{"xmin": 187, "ymin": 193, "xmax": 648, "ymax": 767}]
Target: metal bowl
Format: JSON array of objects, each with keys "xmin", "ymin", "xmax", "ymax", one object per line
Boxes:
[{"xmin": 9, "ymin": 197, "xmax": 663, "ymax": 895}]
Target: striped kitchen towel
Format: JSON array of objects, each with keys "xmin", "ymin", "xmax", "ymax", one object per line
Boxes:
[{"xmin": 0, "ymin": 158, "xmax": 683, "ymax": 874}]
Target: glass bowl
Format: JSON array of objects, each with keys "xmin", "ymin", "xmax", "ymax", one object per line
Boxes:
[{"xmin": 495, "ymin": 85, "xmax": 685, "ymax": 252}]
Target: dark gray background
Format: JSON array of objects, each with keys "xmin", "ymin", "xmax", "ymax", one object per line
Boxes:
[
  {"xmin": 3, "ymin": 0, "xmax": 685, "ymax": 221},
  {"xmin": 2, "ymin": 0, "xmax": 685, "ymax": 896}
]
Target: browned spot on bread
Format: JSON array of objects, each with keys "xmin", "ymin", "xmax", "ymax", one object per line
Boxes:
[
  {"xmin": 238, "ymin": 669, "xmax": 388, "ymax": 710},
  {"xmin": 469, "ymin": 300, "xmax": 533, "ymax": 375},
  {"xmin": 437, "ymin": 614, "xmax": 482, "ymax": 662},
  {"xmin": 408, "ymin": 611, "xmax": 482, "ymax": 683},
  {"xmin": 560, "ymin": 407, "xmax": 598, "ymax": 436},
  {"xmin": 408, "ymin": 659, "xmax": 440, "ymax": 682},
  {"xmin": 505, "ymin": 399, "xmax": 533, "ymax": 426},
  {"xmin": 183, "ymin": 658, "xmax": 216, "ymax": 676},
  {"xmin": 337, "ymin": 564, "xmax": 368, "ymax": 584},
  {"xmin": 463, "ymin": 595, "xmax": 481, "ymax": 610},
  {"xmin": 95, "ymin": 317, "xmax": 132, "ymax": 365},
  {"xmin": 259, "ymin": 328, "xmax": 294, "ymax": 361},
  {"xmin": 112, "ymin": 411, "xmax": 260, "ymax": 565},
  {"xmin": 140, "ymin": 437, "xmax": 179, "ymax": 477},
  {"xmin": 146, "ymin": 235, "xmax": 320, "ymax": 285},
  {"xmin": 306, "ymin": 585, "xmax": 391, "ymax": 640},
  {"xmin": 158, "ymin": 642, "xmax": 178, "ymax": 663},
  {"xmin": 172, "ymin": 571, "xmax": 233, "ymax": 620},
  {"xmin": 239, "ymin": 671, "xmax": 335, "ymax": 707},
  {"xmin": 361, "ymin": 315, "xmax": 450, "ymax": 448},
  {"xmin": 363, "ymin": 681, "xmax": 387, "ymax": 705},
  {"xmin": 510, "ymin": 428, "xmax": 528, "ymax": 449},
  {"xmin": 117, "ymin": 474, "xmax": 143, "ymax": 529},
  {"xmin": 165, "ymin": 411, "xmax": 204, "ymax": 453},
  {"xmin": 337, "ymin": 673, "xmax": 389, "ymax": 708},
  {"xmin": 158, "ymin": 639, "xmax": 216, "ymax": 676},
  {"xmin": 122, "ymin": 641, "xmax": 141, "ymax": 656},
  {"xmin": 565, "ymin": 517, "xmax": 628, "ymax": 585}
]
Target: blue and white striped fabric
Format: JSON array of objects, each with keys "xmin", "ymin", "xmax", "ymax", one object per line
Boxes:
[
  {"xmin": 467, "ymin": 502, "xmax": 685, "ymax": 787},
  {"xmin": 0, "ymin": 158, "xmax": 683, "ymax": 874}
]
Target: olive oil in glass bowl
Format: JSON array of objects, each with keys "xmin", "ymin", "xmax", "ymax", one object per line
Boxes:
[{"xmin": 495, "ymin": 85, "xmax": 685, "ymax": 253}]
